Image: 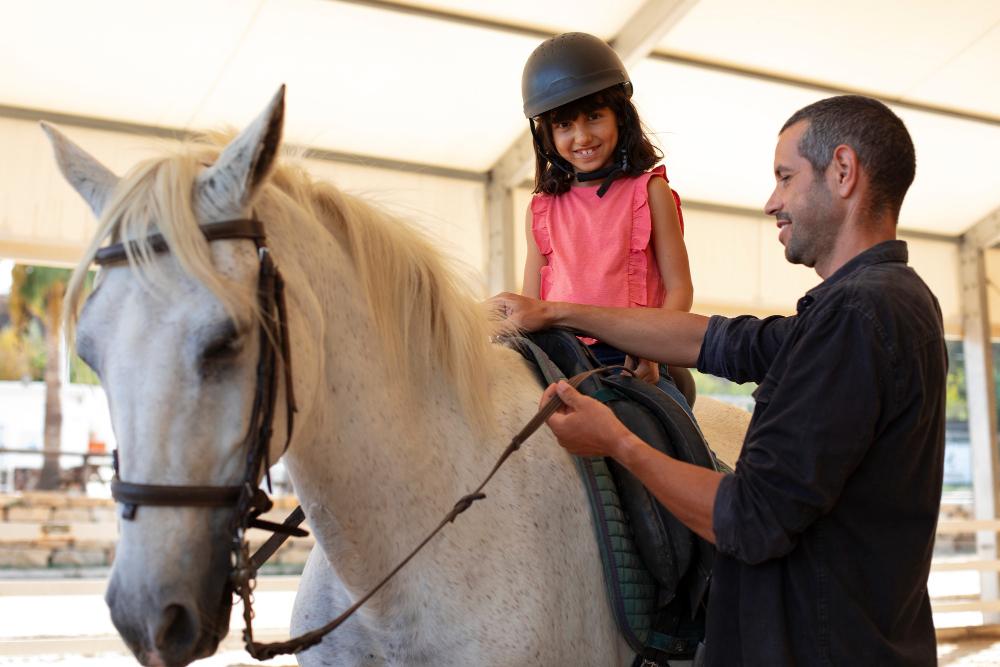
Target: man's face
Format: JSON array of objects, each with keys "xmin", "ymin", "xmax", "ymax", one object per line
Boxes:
[{"xmin": 764, "ymin": 121, "xmax": 842, "ymax": 268}]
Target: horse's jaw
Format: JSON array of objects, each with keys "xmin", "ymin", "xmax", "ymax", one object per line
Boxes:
[{"xmin": 105, "ymin": 509, "xmax": 234, "ymax": 667}]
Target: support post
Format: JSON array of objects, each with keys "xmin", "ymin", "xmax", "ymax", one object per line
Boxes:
[
  {"xmin": 960, "ymin": 239, "xmax": 1000, "ymax": 623},
  {"xmin": 485, "ymin": 176, "xmax": 517, "ymax": 294}
]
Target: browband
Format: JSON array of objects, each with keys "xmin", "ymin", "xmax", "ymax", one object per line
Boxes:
[{"xmin": 95, "ymin": 219, "xmax": 265, "ymax": 265}]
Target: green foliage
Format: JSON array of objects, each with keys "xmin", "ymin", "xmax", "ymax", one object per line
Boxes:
[
  {"xmin": 0, "ymin": 326, "xmax": 43, "ymax": 381},
  {"xmin": 941, "ymin": 340, "xmax": 1000, "ymax": 424},
  {"xmin": 9, "ymin": 264, "xmax": 72, "ymax": 333},
  {"xmin": 945, "ymin": 340, "xmax": 968, "ymax": 422},
  {"xmin": 1, "ymin": 264, "xmax": 98, "ymax": 384},
  {"xmin": 691, "ymin": 340, "xmax": 972, "ymax": 425},
  {"xmin": 70, "ymin": 351, "xmax": 99, "ymax": 385},
  {"xmin": 691, "ymin": 369, "xmax": 756, "ymax": 398}
]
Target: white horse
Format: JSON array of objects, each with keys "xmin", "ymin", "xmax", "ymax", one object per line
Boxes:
[{"xmin": 49, "ymin": 88, "xmax": 749, "ymax": 667}]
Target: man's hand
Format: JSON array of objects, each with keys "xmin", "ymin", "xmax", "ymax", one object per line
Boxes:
[
  {"xmin": 489, "ymin": 292, "xmax": 554, "ymax": 332},
  {"xmin": 543, "ymin": 380, "xmax": 721, "ymax": 545},
  {"xmin": 540, "ymin": 381, "xmax": 633, "ymax": 458}
]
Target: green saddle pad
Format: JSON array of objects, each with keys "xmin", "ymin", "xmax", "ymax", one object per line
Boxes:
[{"xmin": 509, "ymin": 333, "xmax": 707, "ymax": 658}]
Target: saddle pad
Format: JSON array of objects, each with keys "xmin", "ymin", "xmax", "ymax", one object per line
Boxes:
[
  {"xmin": 508, "ymin": 335, "xmax": 660, "ymax": 653},
  {"xmin": 578, "ymin": 453, "xmax": 658, "ymax": 651}
]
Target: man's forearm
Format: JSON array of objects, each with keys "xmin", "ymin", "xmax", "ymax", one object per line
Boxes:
[
  {"xmin": 547, "ymin": 302, "xmax": 710, "ymax": 367},
  {"xmin": 612, "ymin": 431, "xmax": 722, "ymax": 543}
]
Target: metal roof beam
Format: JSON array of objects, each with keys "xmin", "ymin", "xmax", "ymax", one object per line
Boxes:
[
  {"xmin": 650, "ymin": 52, "xmax": 1000, "ymax": 127},
  {"xmin": 339, "ymin": 0, "xmax": 1000, "ymax": 127},
  {"xmin": 962, "ymin": 205, "xmax": 1000, "ymax": 250},
  {"xmin": 0, "ymin": 103, "xmax": 485, "ymax": 183}
]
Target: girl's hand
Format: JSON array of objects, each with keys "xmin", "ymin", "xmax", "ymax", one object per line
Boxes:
[{"xmin": 625, "ymin": 355, "xmax": 660, "ymax": 384}]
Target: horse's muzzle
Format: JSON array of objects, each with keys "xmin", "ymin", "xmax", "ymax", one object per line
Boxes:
[{"xmin": 106, "ymin": 566, "xmax": 232, "ymax": 666}]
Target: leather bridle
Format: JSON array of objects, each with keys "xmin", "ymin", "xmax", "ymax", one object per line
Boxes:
[
  {"xmin": 95, "ymin": 219, "xmax": 626, "ymax": 660},
  {"xmin": 96, "ymin": 219, "xmax": 307, "ymax": 654}
]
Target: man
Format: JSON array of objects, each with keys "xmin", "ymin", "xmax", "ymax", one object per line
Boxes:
[{"xmin": 494, "ymin": 95, "xmax": 945, "ymax": 666}]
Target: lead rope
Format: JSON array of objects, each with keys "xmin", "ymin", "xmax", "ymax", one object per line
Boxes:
[{"xmin": 239, "ymin": 364, "xmax": 630, "ymax": 660}]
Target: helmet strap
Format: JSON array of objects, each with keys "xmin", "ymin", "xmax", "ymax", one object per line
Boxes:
[
  {"xmin": 528, "ymin": 120, "xmax": 629, "ymax": 197},
  {"xmin": 577, "ymin": 143, "xmax": 629, "ymax": 197}
]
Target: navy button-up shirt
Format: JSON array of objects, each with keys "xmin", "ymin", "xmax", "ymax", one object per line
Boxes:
[{"xmin": 696, "ymin": 241, "xmax": 946, "ymax": 666}]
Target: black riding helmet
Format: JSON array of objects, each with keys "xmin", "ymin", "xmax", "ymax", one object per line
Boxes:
[{"xmin": 521, "ymin": 32, "xmax": 634, "ymax": 196}]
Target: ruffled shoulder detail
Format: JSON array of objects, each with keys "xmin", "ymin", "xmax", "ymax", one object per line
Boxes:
[
  {"xmin": 530, "ymin": 193, "xmax": 553, "ymax": 255},
  {"xmin": 627, "ymin": 165, "xmax": 670, "ymax": 307},
  {"xmin": 629, "ymin": 165, "xmax": 668, "ymax": 252}
]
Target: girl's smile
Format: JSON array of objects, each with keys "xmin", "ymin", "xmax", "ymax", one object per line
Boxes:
[{"xmin": 551, "ymin": 107, "xmax": 619, "ymax": 178}]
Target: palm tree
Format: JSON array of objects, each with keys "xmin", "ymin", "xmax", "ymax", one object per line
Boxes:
[{"xmin": 9, "ymin": 265, "xmax": 69, "ymax": 490}]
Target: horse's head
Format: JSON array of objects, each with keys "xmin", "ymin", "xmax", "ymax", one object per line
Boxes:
[{"xmin": 46, "ymin": 88, "xmax": 313, "ymax": 666}]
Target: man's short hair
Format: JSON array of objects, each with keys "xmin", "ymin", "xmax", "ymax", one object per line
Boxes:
[{"xmin": 782, "ymin": 95, "xmax": 916, "ymax": 219}]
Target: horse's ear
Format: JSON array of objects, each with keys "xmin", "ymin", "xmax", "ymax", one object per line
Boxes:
[
  {"xmin": 195, "ymin": 85, "xmax": 285, "ymax": 219},
  {"xmin": 41, "ymin": 122, "xmax": 120, "ymax": 219}
]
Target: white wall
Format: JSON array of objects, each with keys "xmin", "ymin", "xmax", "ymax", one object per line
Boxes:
[
  {"xmin": 512, "ymin": 186, "xmax": 962, "ymax": 332},
  {"xmin": 0, "ymin": 381, "xmax": 114, "ymax": 473},
  {"xmin": 0, "ymin": 117, "xmax": 489, "ymax": 280}
]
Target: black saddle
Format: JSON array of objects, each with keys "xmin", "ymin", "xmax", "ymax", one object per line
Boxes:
[{"xmin": 513, "ymin": 329, "xmax": 718, "ymax": 663}]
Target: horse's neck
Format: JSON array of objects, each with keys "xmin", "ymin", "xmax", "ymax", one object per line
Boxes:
[
  {"xmin": 286, "ymin": 350, "xmax": 519, "ymax": 607},
  {"xmin": 280, "ymin": 229, "xmax": 533, "ymax": 609}
]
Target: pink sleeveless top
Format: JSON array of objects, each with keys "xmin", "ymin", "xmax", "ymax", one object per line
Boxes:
[{"xmin": 531, "ymin": 165, "xmax": 682, "ymax": 310}]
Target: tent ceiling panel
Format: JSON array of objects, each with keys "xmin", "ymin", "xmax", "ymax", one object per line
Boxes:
[
  {"xmin": 0, "ymin": 116, "xmax": 487, "ymax": 275},
  {"xmin": 892, "ymin": 107, "xmax": 1000, "ymax": 236},
  {"xmin": 185, "ymin": 0, "xmax": 539, "ymax": 171},
  {"xmin": 379, "ymin": 0, "xmax": 645, "ymax": 39},
  {"xmin": 2, "ymin": 1, "xmax": 260, "ymax": 127},
  {"xmin": 2, "ymin": 0, "xmax": 538, "ymax": 172},
  {"xmin": 1, "ymin": 0, "xmax": 996, "ymax": 245},
  {"xmin": 631, "ymin": 58, "xmax": 1000, "ymax": 236},
  {"xmin": 905, "ymin": 22, "xmax": 1000, "ymax": 120},
  {"xmin": 657, "ymin": 0, "xmax": 1000, "ymax": 120},
  {"xmin": 0, "ymin": 117, "xmax": 172, "ymax": 266}
]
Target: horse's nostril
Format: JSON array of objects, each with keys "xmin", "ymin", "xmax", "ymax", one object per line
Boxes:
[{"xmin": 154, "ymin": 603, "xmax": 198, "ymax": 652}]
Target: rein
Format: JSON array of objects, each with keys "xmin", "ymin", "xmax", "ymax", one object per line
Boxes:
[
  {"xmin": 245, "ymin": 364, "xmax": 625, "ymax": 660},
  {"xmin": 96, "ymin": 218, "xmax": 625, "ymax": 660}
]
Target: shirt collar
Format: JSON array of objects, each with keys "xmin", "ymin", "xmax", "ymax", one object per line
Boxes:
[{"xmin": 797, "ymin": 240, "xmax": 908, "ymax": 313}]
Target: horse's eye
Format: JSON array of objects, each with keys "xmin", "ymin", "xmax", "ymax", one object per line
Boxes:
[{"xmin": 201, "ymin": 324, "xmax": 243, "ymax": 364}]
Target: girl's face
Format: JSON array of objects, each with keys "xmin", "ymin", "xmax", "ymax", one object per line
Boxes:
[{"xmin": 550, "ymin": 106, "xmax": 619, "ymax": 177}]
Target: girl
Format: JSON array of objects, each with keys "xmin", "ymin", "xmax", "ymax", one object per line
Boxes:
[{"xmin": 520, "ymin": 32, "xmax": 695, "ymax": 404}]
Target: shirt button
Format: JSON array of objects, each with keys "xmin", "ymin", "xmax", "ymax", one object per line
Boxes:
[{"xmin": 797, "ymin": 295, "xmax": 815, "ymax": 312}]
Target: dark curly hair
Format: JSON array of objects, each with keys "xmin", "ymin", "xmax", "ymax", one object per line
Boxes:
[{"xmin": 531, "ymin": 85, "xmax": 661, "ymax": 195}]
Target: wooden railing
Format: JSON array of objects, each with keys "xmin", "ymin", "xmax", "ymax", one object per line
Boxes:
[{"xmin": 933, "ymin": 519, "xmax": 1000, "ymax": 616}]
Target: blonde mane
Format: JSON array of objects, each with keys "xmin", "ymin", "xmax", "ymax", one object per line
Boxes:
[{"xmin": 66, "ymin": 132, "xmax": 496, "ymax": 430}]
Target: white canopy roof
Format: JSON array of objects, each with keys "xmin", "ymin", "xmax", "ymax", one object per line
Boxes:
[{"xmin": 1, "ymin": 0, "xmax": 997, "ymax": 331}]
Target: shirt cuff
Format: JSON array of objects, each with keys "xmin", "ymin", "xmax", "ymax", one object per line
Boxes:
[
  {"xmin": 712, "ymin": 471, "xmax": 741, "ymax": 558},
  {"xmin": 696, "ymin": 314, "xmax": 731, "ymax": 376}
]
